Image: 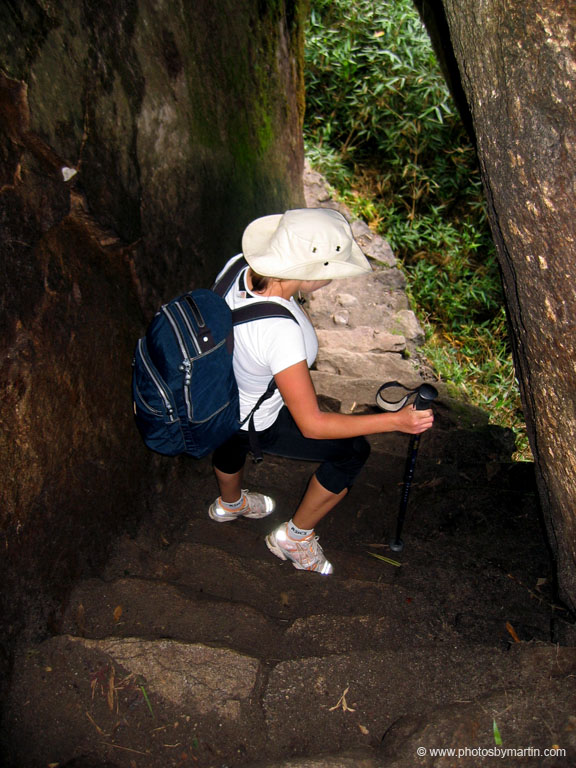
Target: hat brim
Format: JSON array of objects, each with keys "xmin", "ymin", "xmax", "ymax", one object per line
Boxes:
[{"xmin": 242, "ymin": 213, "xmax": 372, "ymax": 280}]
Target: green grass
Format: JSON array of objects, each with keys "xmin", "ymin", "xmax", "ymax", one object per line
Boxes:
[{"xmin": 303, "ymin": 0, "xmax": 531, "ymax": 460}]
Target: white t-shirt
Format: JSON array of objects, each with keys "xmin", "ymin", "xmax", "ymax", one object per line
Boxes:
[{"xmin": 217, "ymin": 255, "xmax": 318, "ymax": 431}]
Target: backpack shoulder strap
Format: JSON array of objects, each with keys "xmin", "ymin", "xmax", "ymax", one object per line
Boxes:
[
  {"xmin": 213, "ymin": 262, "xmax": 299, "ymax": 462},
  {"xmin": 232, "ymin": 300, "xmax": 298, "ymax": 463},
  {"xmin": 232, "ymin": 301, "xmax": 297, "ymax": 326},
  {"xmin": 212, "ymin": 258, "xmax": 299, "ymax": 326},
  {"xmin": 211, "ymin": 256, "xmax": 248, "ymax": 298}
]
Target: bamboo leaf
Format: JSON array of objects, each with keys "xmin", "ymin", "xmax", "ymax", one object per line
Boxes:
[
  {"xmin": 493, "ymin": 718, "xmax": 503, "ymax": 746},
  {"xmin": 367, "ymin": 551, "xmax": 402, "ymax": 567},
  {"xmin": 141, "ymin": 685, "xmax": 155, "ymax": 718}
]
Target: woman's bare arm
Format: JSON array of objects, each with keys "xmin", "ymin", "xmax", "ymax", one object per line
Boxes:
[{"xmin": 274, "ymin": 360, "xmax": 433, "ymax": 440}]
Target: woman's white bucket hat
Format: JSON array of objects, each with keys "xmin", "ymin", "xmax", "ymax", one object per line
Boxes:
[{"xmin": 242, "ymin": 208, "xmax": 372, "ymax": 280}]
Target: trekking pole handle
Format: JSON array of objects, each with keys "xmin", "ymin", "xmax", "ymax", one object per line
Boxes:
[
  {"xmin": 413, "ymin": 383, "xmax": 438, "ymax": 410},
  {"xmin": 375, "ymin": 381, "xmax": 438, "ymax": 413}
]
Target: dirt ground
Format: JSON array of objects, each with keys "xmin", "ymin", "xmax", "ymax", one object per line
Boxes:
[{"xmin": 3, "ymin": 390, "xmax": 576, "ymax": 768}]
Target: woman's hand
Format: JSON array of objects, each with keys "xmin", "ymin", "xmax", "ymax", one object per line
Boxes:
[{"xmin": 391, "ymin": 403, "xmax": 434, "ymax": 435}]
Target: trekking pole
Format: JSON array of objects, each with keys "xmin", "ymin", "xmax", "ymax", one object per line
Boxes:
[{"xmin": 376, "ymin": 382, "xmax": 438, "ymax": 553}]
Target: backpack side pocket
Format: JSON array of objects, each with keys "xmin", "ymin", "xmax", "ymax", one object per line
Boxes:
[{"xmin": 132, "ymin": 338, "xmax": 186, "ymax": 456}]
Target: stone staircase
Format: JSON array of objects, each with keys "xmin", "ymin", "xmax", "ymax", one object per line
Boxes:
[{"xmin": 4, "ymin": 391, "xmax": 575, "ymax": 767}]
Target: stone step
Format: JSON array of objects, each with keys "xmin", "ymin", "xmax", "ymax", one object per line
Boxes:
[
  {"xmin": 9, "ymin": 633, "xmax": 565, "ymax": 768},
  {"xmin": 98, "ymin": 531, "xmax": 553, "ymax": 656},
  {"xmin": 102, "ymin": 537, "xmax": 416, "ymax": 623},
  {"xmin": 59, "ymin": 576, "xmax": 284, "ymax": 658},
  {"xmin": 311, "ymin": 370, "xmax": 427, "ymax": 418},
  {"xmin": 59, "ymin": 574, "xmax": 459, "ymax": 660}
]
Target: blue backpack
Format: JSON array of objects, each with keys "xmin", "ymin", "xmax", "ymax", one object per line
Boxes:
[{"xmin": 131, "ymin": 257, "xmax": 295, "ymax": 460}]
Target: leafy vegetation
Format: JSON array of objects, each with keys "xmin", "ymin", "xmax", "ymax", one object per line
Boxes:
[{"xmin": 304, "ymin": 0, "xmax": 530, "ymax": 459}]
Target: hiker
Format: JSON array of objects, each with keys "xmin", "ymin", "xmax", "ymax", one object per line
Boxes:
[{"xmin": 209, "ymin": 208, "xmax": 434, "ymax": 574}]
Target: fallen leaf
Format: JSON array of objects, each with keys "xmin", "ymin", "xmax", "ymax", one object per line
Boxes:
[
  {"xmin": 329, "ymin": 686, "xmax": 356, "ymax": 712},
  {"xmin": 505, "ymin": 621, "xmax": 521, "ymax": 643},
  {"xmin": 566, "ymin": 716, "xmax": 576, "ymax": 732},
  {"xmin": 113, "ymin": 605, "xmax": 123, "ymax": 623},
  {"xmin": 421, "ymin": 477, "xmax": 444, "ymax": 489}
]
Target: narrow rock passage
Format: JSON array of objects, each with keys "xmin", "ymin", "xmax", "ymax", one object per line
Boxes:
[{"xmin": 3, "ymin": 174, "xmax": 575, "ymax": 767}]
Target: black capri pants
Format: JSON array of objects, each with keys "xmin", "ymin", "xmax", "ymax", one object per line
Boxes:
[{"xmin": 212, "ymin": 406, "xmax": 371, "ymax": 495}]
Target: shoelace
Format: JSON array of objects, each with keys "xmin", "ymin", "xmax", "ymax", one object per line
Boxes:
[{"xmin": 289, "ymin": 535, "xmax": 324, "ymax": 568}]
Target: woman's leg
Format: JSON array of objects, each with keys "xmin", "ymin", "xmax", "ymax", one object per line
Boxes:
[
  {"xmin": 292, "ymin": 474, "xmax": 347, "ymax": 531},
  {"xmin": 214, "ymin": 466, "xmax": 244, "ymax": 503},
  {"xmin": 266, "ymin": 474, "xmax": 342, "ymax": 574},
  {"xmin": 259, "ymin": 407, "xmax": 371, "ymax": 511},
  {"xmin": 210, "ymin": 432, "xmax": 275, "ymax": 520},
  {"xmin": 261, "ymin": 408, "xmax": 371, "ymax": 573},
  {"xmin": 212, "ymin": 431, "xmax": 249, "ymax": 502}
]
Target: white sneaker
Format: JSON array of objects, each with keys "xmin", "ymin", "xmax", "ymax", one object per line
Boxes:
[
  {"xmin": 265, "ymin": 523, "xmax": 333, "ymax": 574},
  {"xmin": 208, "ymin": 490, "xmax": 275, "ymax": 522}
]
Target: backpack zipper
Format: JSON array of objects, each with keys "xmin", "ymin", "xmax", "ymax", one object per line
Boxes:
[
  {"xmin": 174, "ymin": 301, "xmax": 203, "ymax": 355},
  {"xmin": 137, "ymin": 339, "xmax": 177, "ymax": 422},
  {"xmin": 162, "ymin": 304, "xmax": 195, "ymax": 419}
]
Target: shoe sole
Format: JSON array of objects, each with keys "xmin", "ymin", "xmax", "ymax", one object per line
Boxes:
[
  {"xmin": 209, "ymin": 504, "xmax": 275, "ymax": 523},
  {"xmin": 265, "ymin": 533, "xmax": 333, "ymax": 574},
  {"xmin": 208, "ymin": 504, "xmax": 238, "ymax": 522},
  {"xmin": 265, "ymin": 533, "xmax": 289, "ymax": 562}
]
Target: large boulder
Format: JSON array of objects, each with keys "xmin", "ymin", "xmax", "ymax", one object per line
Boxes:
[{"xmin": 0, "ymin": 0, "xmax": 307, "ymax": 672}]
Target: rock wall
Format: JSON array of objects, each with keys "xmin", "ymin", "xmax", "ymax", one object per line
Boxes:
[
  {"xmin": 1, "ymin": 0, "xmax": 306, "ymax": 308},
  {"xmin": 0, "ymin": 0, "xmax": 306, "ymax": 661},
  {"xmin": 418, "ymin": 0, "xmax": 576, "ymax": 612},
  {"xmin": 303, "ymin": 162, "xmax": 431, "ymax": 385}
]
